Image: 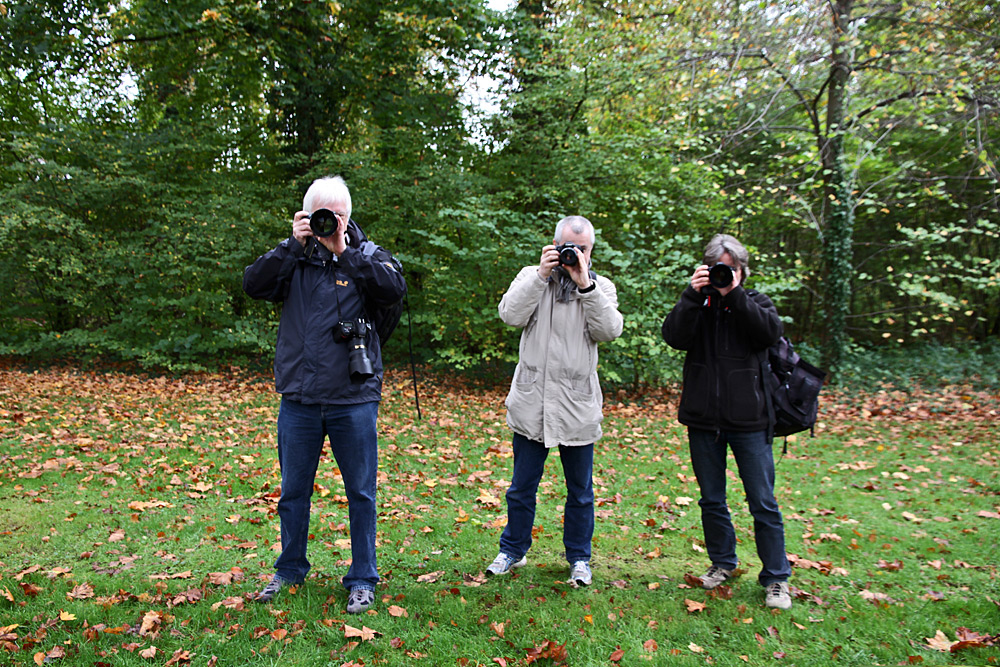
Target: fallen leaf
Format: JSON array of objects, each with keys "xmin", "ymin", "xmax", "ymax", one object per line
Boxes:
[
  {"xmin": 685, "ymin": 599, "xmax": 707, "ymax": 613},
  {"xmin": 344, "ymin": 624, "xmax": 380, "ymax": 642}
]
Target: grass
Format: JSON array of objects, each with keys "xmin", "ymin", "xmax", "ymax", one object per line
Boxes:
[{"xmin": 0, "ymin": 365, "xmax": 998, "ymax": 666}]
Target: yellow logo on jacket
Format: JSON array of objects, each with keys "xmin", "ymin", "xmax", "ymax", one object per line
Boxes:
[{"xmin": 337, "ymin": 279, "xmax": 349, "ymax": 287}]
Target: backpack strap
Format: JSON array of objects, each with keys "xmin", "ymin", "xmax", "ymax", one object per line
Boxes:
[{"xmin": 759, "ymin": 346, "xmax": 776, "ymax": 446}]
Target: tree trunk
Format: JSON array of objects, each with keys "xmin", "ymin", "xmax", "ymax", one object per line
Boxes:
[{"xmin": 819, "ymin": 0, "xmax": 856, "ymax": 376}]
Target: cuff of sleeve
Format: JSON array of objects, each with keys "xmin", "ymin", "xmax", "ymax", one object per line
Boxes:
[{"xmin": 578, "ymin": 281, "xmax": 597, "ymax": 294}]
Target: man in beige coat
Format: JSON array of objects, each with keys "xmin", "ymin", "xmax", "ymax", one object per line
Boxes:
[{"xmin": 486, "ymin": 215, "xmax": 623, "ymax": 587}]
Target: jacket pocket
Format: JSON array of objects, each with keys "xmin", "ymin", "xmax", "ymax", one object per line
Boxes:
[
  {"xmin": 725, "ymin": 368, "xmax": 765, "ymax": 425},
  {"xmin": 514, "ymin": 364, "xmax": 538, "ymax": 390},
  {"xmin": 681, "ymin": 362, "xmax": 711, "ymax": 419}
]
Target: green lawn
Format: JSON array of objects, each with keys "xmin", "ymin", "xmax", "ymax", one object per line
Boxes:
[{"xmin": 1, "ymin": 367, "xmax": 997, "ymax": 666}]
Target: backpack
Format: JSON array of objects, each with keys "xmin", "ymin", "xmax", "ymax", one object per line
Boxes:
[
  {"xmin": 346, "ymin": 218, "xmax": 406, "ymax": 345},
  {"xmin": 762, "ymin": 336, "xmax": 826, "ymax": 441}
]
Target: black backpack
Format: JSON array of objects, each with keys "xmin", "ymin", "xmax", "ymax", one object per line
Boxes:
[
  {"xmin": 762, "ymin": 336, "xmax": 826, "ymax": 442},
  {"xmin": 345, "ymin": 218, "xmax": 406, "ymax": 345}
]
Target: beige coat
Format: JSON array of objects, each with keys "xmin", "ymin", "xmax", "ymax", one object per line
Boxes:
[{"xmin": 499, "ymin": 266, "xmax": 624, "ymax": 447}]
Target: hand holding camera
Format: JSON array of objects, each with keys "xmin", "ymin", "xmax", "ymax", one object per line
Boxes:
[
  {"xmin": 693, "ymin": 262, "xmax": 740, "ymax": 296},
  {"xmin": 293, "ymin": 207, "xmax": 348, "ymax": 255}
]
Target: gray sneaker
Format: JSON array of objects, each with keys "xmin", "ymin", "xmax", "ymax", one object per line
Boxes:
[
  {"xmin": 485, "ymin": 552, "xmax": 527, "ymax": 576},
  {"xmin": 765, "ymin": 581, "xmax": 792, "ymax": 609},
  {"xmin": 569, "ymin": 561, "xmax": 592, "ymax": 587},
  {"xmin": 255, "ymin": 575, "xmax": 291, "ymax": 603},
  {"xmin": 347, "ymin": 587, "xmax": 375, "ymax": 614},
  {"xmin": 701, "ymin": 565, "xmax": 733, "ymax": 590}
]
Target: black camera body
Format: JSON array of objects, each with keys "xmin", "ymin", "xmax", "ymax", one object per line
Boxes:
[
  {"xmin": 334, "ymin": 318, "xmax": 375, "ymax": 381},
  {"xmin": 708, "ymin": 262, "xmax": 735, "ymax": 289},
  {"xmin": 556, "ymin": 242, "xmax": 580, "ymax": 266},
  {"xmin": 700, "ymin": 262, "xmax": 736, "ymax": 295},
  {"xmin": 308, "ymin": 208, "xmax": 340, "ymax": 237}
]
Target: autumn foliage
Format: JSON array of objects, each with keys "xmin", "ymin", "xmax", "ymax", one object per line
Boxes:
[{"xmin": 1, "ymin": 366, "xmax": 998, "ymax": 666}]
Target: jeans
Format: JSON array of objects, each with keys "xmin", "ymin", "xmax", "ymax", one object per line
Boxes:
[
  {"xmin": 688, "ymin": 427, "xmax": 791, "ymax": 585},
  {"xmin": 499, "ymin": 433, "xmax": 594, "ymax": 564},
  {"xmin": 274, "ymin": 398, "xmax": 379, "ymax": 591}
]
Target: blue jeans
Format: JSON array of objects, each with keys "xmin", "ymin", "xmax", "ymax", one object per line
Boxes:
[
  {"xmin": 499, "ymin": 433, "xmax": 594, "ymax": 564},
  {"xmin": 688, "ymin": 428, "xmax": 791, "ymax": 586},
  {"xmin": 274, "ymin": 398, "xmax": 379, "ymax": 591}
]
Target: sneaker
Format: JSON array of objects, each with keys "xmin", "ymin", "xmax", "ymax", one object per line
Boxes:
[
  {"xmin": 255, "ymin": 574, "xmax": 291, "ymax": 603},
  {"xmin": 765, "ymin": 581, "xmax": 792, "ymax": 609},
  {"xmin": 346, "ymin": 587, "xmax": 375, "ymax": 614},
  {"xmin": 569, "ymin": 561, "xmax": 592, "ymax": 588},
  {"xmin": 485, "ymin": 552, "xmax": 527, "ymax": 577},
  {"xmin": 701, "ymin": 565, "xmax": 733, "ymax": 590}
]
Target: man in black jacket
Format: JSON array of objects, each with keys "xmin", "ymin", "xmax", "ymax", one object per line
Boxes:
[
  {"xmin": 662, "ymin": 234, "xmax": 792, "ymax": 609},
  {"xmin": 243, "ymin": 176, "xmax": 406, "ymax": 613}
]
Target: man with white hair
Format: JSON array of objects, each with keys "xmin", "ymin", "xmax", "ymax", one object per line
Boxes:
[
  {"xmin": 243, "ymin": 176, "xmax": 406, "ymax": 613},
  {"xmin": 488, "ymin": 215, "xmax": 623, "ymax": 587}
]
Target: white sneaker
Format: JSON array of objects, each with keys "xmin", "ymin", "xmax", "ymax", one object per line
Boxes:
[
  {"xmin": 765, "ymin": 581, "xmax": 792, "ymax": 609},
  {"xmin": 569, "ymin": 561, "xmax": 592, "ymax": 587},
  {"xmin": 486, "ymin": 552, "xmax": 526, "ymax": 576},
  {"xmin": 701, "ymin": 565, "xmax": 734, "ymax": 590}
]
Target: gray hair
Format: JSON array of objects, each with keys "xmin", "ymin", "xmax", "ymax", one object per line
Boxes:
[
  {"xmin": 702, "ymin": 233, "xmax": 750, "ymax": 282},
  {"xmin": 554, "ymin": 215, "xmax": 596, "ymax": 246},
  {"xmin": 303, "ymin": 175, "xmax": 352, "ymax": 218}
]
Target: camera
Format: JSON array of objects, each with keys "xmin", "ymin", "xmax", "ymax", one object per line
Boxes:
[
  {"xmin": 334, "ymin": 319, "xmax": 375, "ymax": 381},
  {"xmin": 708, "ymin": 262, "xmax": 735, "ymax": 289},
  {"xmin": 308, "ymin": 208, "xmax": 340, "ymax": 237},
  {"xmin": 556, "ymin": 242, "xmax": 580, "ymax": 266}
]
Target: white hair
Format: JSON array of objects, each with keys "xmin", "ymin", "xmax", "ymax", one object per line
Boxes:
[
  {"xmin": 554, "ymin": 215, "xmax": 596, "ymax": 246},
  {"xmin": 303, "ymin": 175, "xmax": 352, "ymax": 218}
]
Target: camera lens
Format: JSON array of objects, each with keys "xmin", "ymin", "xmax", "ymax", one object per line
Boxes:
[
  {"xmin": 708, "ymin": 263, "xmax": 735, "ymax": 289},
  {"xmin": 557, "ymin": 243, "xmax": 579, "ymax": 266},
  {"xmin": 309, "ymin": 208, "xmax": 339, "ymax": 237}
]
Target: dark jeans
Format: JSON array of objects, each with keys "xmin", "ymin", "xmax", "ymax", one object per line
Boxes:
[
  {"xmin": 688, "ymin": 427, "xmax": 791, "ymax": 586},
  {"xmin": 499, "ymin": 433, "xmax": 594, "ymax": 564},
  {"xmin": 274, "ymin": 398, "xmax": 379, "ymax": 591}
]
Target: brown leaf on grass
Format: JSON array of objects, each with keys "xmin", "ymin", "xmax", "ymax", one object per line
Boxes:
[
  {"xmin": 149, "ymin": 571, "xmax": 193, "ymax": 581},
  {"xmin": 168, "ymin": 589, "xmax": 202, "ymax": 607},
  {"xmin": 207, "ymin": 568, "xmax": 244, "ymax": 585},
  {"xmin": 415, "ymin": 570, "xmax": 444, "ymax": 583},
  {"xmin": 490, "ymin": 621, "xmax": 506, "ymax": 638},
  {"xmin": 877, "ymin": 559, "xmax": 904, "ymax": 571},
  {"xmin": 19, "ymin": 582, "xmax": 42, "ymax": 597},
  {"xmin": 211, "ymin": 597, "xmax": 244, "ymax": 611},
  {"xmin": 164, "ymin": 649, "xmax": 192, "ymax": 666},
  {"xmin": 925, "ymin": 630, "xmax": 955, "ymax": 651},
  {"xmin": 108, "ymin": 529, "xmax": 126, "ymax": 542},
  {"xmin": 387, "ymin": 605, "xmax": 408, "ymax": 618},
  {"xmin": 67, "ymin": 583, "xmax": 95, "ymax": 600},
  {"xmin": 140, "ymin": 646, "xmax": 158, "ymax": 659},
  {"xmin": 643, "ymin": 639, "xmax": 658, "ymax": 652},
  {"xmin": 609, "ymin": 647, "xmax": 625, "ymax": 662},
  {"xmin": 139, "ymin": 610, "xmax": 168, "ymax": 637},
  {"xmin": 524, "ymin": 640, "xmax": 568, "ymax": 665},
  {"xmin": 343, "ymin": 624, "xmax": 380, "ymax": 641},
  {"xmin": 707, "ymin": 584, "xmax": 733, "ymax": 599},
  {"xmin": 0, "ymin": 587, "xmax": 13, "ymax": 602},
  {"xmin": 683, "ymin": 573, "xmax": 703, "ymax": 588},
  {"xmin": 684, "ymin": 599, "xmax": 707, "ymax": 613}
]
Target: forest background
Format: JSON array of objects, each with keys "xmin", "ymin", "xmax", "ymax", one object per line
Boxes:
[{"xmin": 1, "ymin": 0, "xmax": 998, "ymax": 388}]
